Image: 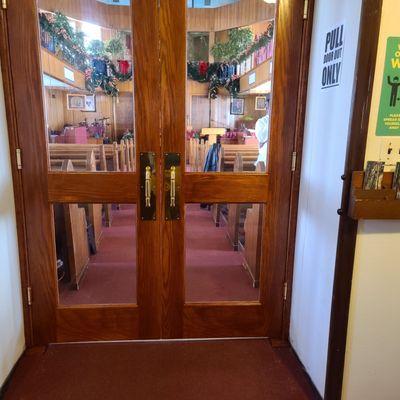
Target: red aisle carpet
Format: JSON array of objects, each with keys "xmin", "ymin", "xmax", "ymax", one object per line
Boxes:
[
  {"xmin": 60, "ymin": 204, "xmax": 258, "ymax": 305},
  {"xmin": 3, "ymin": 340, "xmax": 319, "ymax": 400}
]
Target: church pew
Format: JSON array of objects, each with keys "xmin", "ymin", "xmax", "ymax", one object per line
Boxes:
[
  {"xmin": 220, "ymin": 144, "xmax": 259, "ymax": 172},
  {"xmin": 188, "ymin": 138, "xmax": 211, "ymax": 172},
  {"xmin": 51, "ymin": 146, "xmax": 116, "ymax": 227},
  {"xmin": 54, "ymin": 151, "xmax": 104, "ymax": 250},
  {"xmin": 84, "ymin": 151, "xmax": 104, "ymax": 250},
  {"xmin": 99, "ymin": 145, "xmax": 113, "ymax": 227},
  {"xmin": 242, "ymin": 161, "xmax": 266, "ymax": 288},
  {"xmin": 57, "ymin": 160, "xmax": 90, "ymax": 290},
  {"xmin": 48, "ymin": 140, "xmax": 135, "ymax": 172},
  {"xmin": 50, "ymin": 159, "xmax": 91, "ymax": 171},
  {"xmin": 225, "ymin": 154, "xmax": 253, "ymax": 250},
  {"xmin": 211, "ymin": 144, "xmax": 259, "ymax": 226}
]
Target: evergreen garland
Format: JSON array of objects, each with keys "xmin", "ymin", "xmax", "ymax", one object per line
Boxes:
[
  {"xmin": 85, "ymin": 58, "xmax": 132, "ymax": 97},
  {"xmin": 187, "ymin": 62, "xmax": 239, "ymax": 99},
  {"xmin": 109, "ymin": 62, "xmax": 132, "ymax": 82},
  {"xmin": 39, "ymin": 12, "xmax": 88, "ymax": 72},
  {"xmin": 187, "ymin": 25, "xmax": 273, "ymax": 99},
  {"xmin": 237, "ymin": 23, "xmax": 274, "ymax": 64},
  {"xmin": 39, "ymin": 11, "xmax": 133, "ymax": 97},
  {"xmin": 39, "ymin": 11, "xmax": 272, "ymax": 99}
]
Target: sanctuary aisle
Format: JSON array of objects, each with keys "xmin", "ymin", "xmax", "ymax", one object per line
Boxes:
[{"xmin": 59, "ymin": 204, "xmax": 258, "ymax": 305}]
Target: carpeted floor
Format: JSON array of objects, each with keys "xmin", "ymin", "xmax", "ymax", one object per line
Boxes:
[
  {"xmin": 60, "ymin": 204, "xmax": 258, "ymax": 305},
  {"xmin": 2, "ymin": 340, "xmax": 320, "ymax": 400}
]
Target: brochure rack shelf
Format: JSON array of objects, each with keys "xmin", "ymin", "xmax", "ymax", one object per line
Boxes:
[{"xmin": 349, "ymin": 171, "xmax": 400, "ymax": 220}]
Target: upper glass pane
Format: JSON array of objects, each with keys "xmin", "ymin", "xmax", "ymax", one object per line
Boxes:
[
  {"xmin": 38, "ymin": 0, "xmax": 135, "ymax": 172},
  {"xmin": 186, "ymin": 0, "xmax": 275, "ymax": 173}
]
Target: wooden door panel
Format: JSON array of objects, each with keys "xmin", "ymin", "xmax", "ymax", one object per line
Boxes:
[
  {"xmin": 48, "ymin": 172, "xmax": 138, "ymax": 203},
  {"xmin": 184, "ymin": 174, "xmax": 269, "ymax": 203},
  {"xmin": 161, "ymin": 0, "xmax": 307, "ymax": 340},
  {"xmin": 56, "ymin": 305, "xmax": 139, "ymax": 342},
  {"xmin": 183, "ymin": 304, "xmax": 266, "ymax": 338},
  {"xmin": 4, "ymin": 0, "xmax": 160, "ymax": 343}
]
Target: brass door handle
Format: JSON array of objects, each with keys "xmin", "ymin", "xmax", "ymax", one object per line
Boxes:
[
  {"xmin": 170, "ymin": 166, "xmax": 176, "ymax": 207},
  {"xmin": 145, "ymin": 166, "xmax": 151, "ymax": 208},
  {"xmin": 140, "ymin": 152, "xmax": 156, "ymax": 221},
  {"xmin": 164, "ymin": 153, "xmax": 180, "ymax": 221}
]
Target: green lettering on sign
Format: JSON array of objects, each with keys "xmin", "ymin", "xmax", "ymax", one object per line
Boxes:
[{"xmin": 376, "ymin": 37, "xmax": 400, "ymax": 136}]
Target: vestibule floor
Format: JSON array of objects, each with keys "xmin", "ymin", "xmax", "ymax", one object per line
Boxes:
[
  {"xmin": 3, "ymin": 339, "xmax": 319, "ymax": 400},
  {"xmin": 59, "ymin": 204, "xmax": 259, "ymax": 305}
]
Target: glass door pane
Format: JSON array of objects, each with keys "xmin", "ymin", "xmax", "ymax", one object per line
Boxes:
[
  {"xmin": 37, "ymin": 0, "xmax": 135, "ymax": 173},
  {"xmin": 186, "ymin": 0, "xmax": 275, "ymax": 173}
]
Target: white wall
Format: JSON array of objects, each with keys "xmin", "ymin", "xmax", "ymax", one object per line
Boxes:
[
  {"xmin": 289, "ymin": 0, "xmax": 362, "ymax": 395},
  {"xmin": 342, "ymin": 0, "xmax": 400, "ymax": 398},
  {"xmin": 0, "ymin": 67, "xmax": 25, "ymax": 386}
]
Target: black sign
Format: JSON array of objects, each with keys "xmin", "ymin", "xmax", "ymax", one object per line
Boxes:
[{"xmin": 321, "ymin": 24, "xmax": 345, "ymax": 90}]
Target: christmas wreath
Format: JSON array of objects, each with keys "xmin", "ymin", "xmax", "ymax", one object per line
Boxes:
[{"xmin": 85, "ymin": 58, "xmax": 132, "ymax": 97}]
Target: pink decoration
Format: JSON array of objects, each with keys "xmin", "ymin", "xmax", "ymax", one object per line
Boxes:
[{"xmin": 64, "ymin": 126, "xmax": 88, "ymax": 144}]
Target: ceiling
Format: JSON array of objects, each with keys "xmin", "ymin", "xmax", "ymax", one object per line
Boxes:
[
  {"xmin": 95, "ymin": 0, "xmax": 239, "ymax": 8},
  {"xmin": 96, "ymin": 0, "xmax": 130, "ymax": 5},
  {"xmin": 187, "ymin": 0, "xmax": 239, "ymax": 7}
]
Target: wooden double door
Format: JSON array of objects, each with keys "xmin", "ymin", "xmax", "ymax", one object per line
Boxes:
[{"xmin": 2, "ymin": 0, "xmax": 308, "ymax": 344}]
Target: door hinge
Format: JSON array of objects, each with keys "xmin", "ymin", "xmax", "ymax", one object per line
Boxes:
[
  {"xmin": 291, "ymin": 151, "xmax": 297, "ymax": 172},
  {"xmin": 27, "ymin": 286, "xmax": 33, "ymax": 306},
  {"xmin": 16, "ymin": 148, "xmax": 22, "ymax": 170},
  {"xmin": 283, "ymin": 282, "xmax": 288, "ymax": 301},
  {"xmin": 303, "ymin": 0, "xmax": 309, "ymax": 19}
]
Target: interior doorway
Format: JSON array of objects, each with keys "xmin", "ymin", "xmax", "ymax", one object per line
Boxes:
[
  {"xmin": 190, "ymin": 96, "xmax": 210, "ymax": 130},
  {"xmin": 2, "ymin": 0, "xmax": 309, "ymax": 344}
]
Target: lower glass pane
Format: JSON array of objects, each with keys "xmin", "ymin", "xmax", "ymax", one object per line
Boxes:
[
  {"xmin": 185, "ymin": 203, "xmax": 263, "ymax": 302},
  {"xmin": 54, "ymin": 203, "xmax": 136, "ymax": 305}
]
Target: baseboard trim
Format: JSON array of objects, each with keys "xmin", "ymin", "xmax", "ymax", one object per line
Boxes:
[
  {"xmin": 290, "ymin": 346, "xmax": 323, "ymax": 400},
  {"xmin": 0, "ymin": 350, "xmax": 24, "ymax": 399}
]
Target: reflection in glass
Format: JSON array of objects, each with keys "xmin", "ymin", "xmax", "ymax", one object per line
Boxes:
[
  {"xmin": 186, "ymin": 0, "xmax": 275, "ymax": 172},
  {"xmin": 55, "ymin": 204, "xmax": 136, "ymax": 305},
  {"xmin": 38, "ymin": 1, "xmax": 135, "ymax": 172},
  {"xmin": 185, "ymin": 203, "xmax": 263, "ymax": 302}
]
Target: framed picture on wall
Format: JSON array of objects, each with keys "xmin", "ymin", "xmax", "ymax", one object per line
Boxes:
[
  {"xmin": 230, "ymin": 97, "xmax": 245, "ymax": 115},
  {"xmin": 83, "ymin": 94, "xmax": 96, "ymax": 112},
  {"xmin": 67, "ymin": 94, "xmax": 86, "ymax": 111},
  {"xmin": 255, "ymin": 96, "xmax": 268, "ymax": 110}
]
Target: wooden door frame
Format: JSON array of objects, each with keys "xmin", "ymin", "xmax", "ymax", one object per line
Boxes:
[{"xmin": 0, "ymin": 0, "xmax": 315, "ymax": 345}]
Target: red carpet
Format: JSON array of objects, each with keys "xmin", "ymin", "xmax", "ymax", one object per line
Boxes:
[
  {"xmin": 185, "ymin": 205, "xmax": 258, "ymax": 302},
  {"xmin": 60, "ymin": 204, "xmax": 258, "ymax": 305},
  {"xmin": 3, "ymin": 340, "xmax": 319, "ymax": 400}
]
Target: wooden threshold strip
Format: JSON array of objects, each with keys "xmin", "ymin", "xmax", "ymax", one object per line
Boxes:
[
  {"xmin": 47, "ymin": 172, "xmax": 137, "ymax": 203},
  {"xmin": 184, "ymin": 173, "xmax": 269, "ymax": 203}
]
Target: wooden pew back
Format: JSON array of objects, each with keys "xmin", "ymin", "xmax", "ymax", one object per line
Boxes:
[
  {"xmin": 242, "ymin": 161, "xmax": 266, "ymax": 287},
  {"xmin": 188, "ymin": 138, "xmax": 211, "ymax": 172},
  {"xmin": 59, "ymin": 160, "xmax": 90, "ymax": 289},
  {"xmin": 49, "ymin": 141, "xmax": 136, "ymax": 172}
]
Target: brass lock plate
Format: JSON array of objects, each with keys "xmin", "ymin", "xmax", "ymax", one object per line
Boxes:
[
  {"xmin": 140, "ymin": 152, "xmax": 156, "ymax": 221},
  {"xmin": 164, "ymin": 153, "xmax": 181, "ymax": 221}
]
